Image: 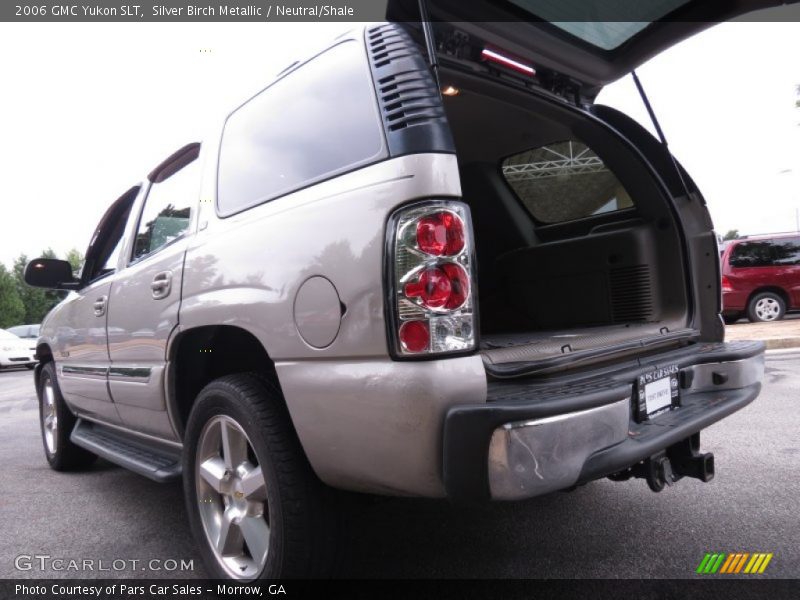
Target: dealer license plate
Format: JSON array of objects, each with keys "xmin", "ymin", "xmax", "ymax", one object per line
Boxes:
[{"xmin": 636, "ymin": 365, "xmax": 680, "ymax": 420}]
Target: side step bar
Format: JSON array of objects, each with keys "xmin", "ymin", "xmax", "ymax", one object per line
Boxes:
[{"xmin": 70, "ymin": 419, "xmax": 181, "ymax": 482}]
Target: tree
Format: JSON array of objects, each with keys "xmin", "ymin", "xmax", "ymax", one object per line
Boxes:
[
  {"xmin": 723, "ymin": 229, "xmax": 740, "ymax": 241},
  {"xmin": 65, "ymin": 248, "xmax": 84, "ymax": 276},
  {"xmin": 0, "ymin": 264, "xmax": 25, "ymax": 328},
  {"xmin": 12, "ymin": 254, "xmax": 59, "ymax": 324},
  {"xmin": 8, "ymin": 247, "xmax": 75, "ymax": 325}
]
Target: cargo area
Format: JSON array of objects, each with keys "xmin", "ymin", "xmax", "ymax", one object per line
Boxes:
[{"xmin": 441, "ymin": 67, "xmax": 694, "ymax": 376}]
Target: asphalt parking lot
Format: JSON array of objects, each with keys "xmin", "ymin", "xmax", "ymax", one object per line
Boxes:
[{"xmin": 1, "ymin": 352, "xmax": 798, "ymax": 580}]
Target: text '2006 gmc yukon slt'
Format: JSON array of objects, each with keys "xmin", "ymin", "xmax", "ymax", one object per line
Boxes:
[{"xmin": 25, "ymin": 3, "xmax": 771, "ymax": 580}]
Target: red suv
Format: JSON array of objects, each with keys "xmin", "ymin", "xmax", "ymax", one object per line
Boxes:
[{"xmin": 721, "ymin": 233, "xmax": 800, "ymax": 323}]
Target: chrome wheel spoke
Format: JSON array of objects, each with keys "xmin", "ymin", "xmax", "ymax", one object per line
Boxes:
[
  {"xmin": 217, "ymin": 508, "xmax": 244, "ymax": 556},
  {"xmin": 240, "ymin": 515, "xmax": 270, "ymax": 565},
  {"xmin": 221, "ymin": 421, "xmax": 248, "ymax": 470},
  {"xmin": 199, "ymin": 457, "xmax": 229, "ymax": 493},
  {"xmin": 240, "ymin": 465, "xmax": 266, "ymax": 501}
]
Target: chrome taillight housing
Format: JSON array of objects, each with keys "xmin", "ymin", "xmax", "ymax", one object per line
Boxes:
[{"xmin": 386, "ymin": 201, "xmax": 477, "ymax": 357}]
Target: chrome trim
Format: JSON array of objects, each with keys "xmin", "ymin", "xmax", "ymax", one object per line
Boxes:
[
  {"xmin": 681, "ymin": 355, "xmax": 764, "ymax": 393},
  {"xmin": 488, "ymin": 398, "xmax": 630, "ymax": 500},
  {"xmin": 108, "ymin": 366, "xmax": 152, "ymax": 382},
  {"xmin": 61, "ymin": 365, "xmax": 108, "ymax": 379},
  {"xmin": 74, "ymin": 413, "xmax": 183, "ymax": 450}
]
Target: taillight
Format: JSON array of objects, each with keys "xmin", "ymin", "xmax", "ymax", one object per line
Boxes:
[
  {"xmin": 721, "ymin": 275, "xmax": 733, "ymax": 293},
  {"xmin": 416, "ymin": 211, "xmax": 465, "ymax": 256},
  {"xmin": 387, "ymin": 201, "xmax": 476, "ymax": 357}
]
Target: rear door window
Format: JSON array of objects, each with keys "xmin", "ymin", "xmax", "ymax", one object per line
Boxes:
[
  {"xmin": 729, "ymin": 241, "xmax": 777, "ymax": 268},
  {"xmin": 771, "ymin": 237, "xmax": 800, "ymax": 266},
  {"xmin": 132, "ymin": 159, "xmax": 198, "ymax": 261},
  {"xmin": 502, "ymin": 140, "xmax": 634, "ymax": 224}
]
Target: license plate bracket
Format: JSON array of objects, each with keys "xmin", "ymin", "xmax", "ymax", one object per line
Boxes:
[{"xmin": 635, "ymin": 364, "xmax": 680, "ymax": 421}]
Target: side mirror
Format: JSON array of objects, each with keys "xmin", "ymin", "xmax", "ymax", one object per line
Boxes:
[{"xmin": 24, "ymin": 258, "xmax": 80, "ymax": 290}]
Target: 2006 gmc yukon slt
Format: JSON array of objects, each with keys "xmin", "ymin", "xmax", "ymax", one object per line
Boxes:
[{"xmin": 25, "ymin": 3, "xmax": 771, "ymax": 579}]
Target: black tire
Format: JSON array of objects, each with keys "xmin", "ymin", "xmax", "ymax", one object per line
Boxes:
[
  {"xmin": 723, "ymin": 314, "xmax": 741, "ymax": 325},
  {"xmin": 747, "ymin": 292, "xmax": 786, "ymax": 323},
  {"xmin": 26, "ymin": 364, "xmax": 36, "ymax": 370},
  {"xmin": 183, "ymin": 373, "xmax": 339, "ymax": 579},
  {"xmin": 37, "ymin": 362, "xmax": 97, "ymax": 470}
]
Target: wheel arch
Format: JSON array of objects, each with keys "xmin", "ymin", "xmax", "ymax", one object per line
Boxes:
[
  {"xmin": 167, "ymin": 324, "xmax": 286, "ymax": 440},
  {"xmin": 33, "ymin": 342, "xmax": 54, "ymax": 395},
  {"xmin": 747, "ymin": 286, "xmax": 790, "ymax": 310}
]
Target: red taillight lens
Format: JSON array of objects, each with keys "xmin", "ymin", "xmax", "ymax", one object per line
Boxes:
[
  {"xmin": 389, "ymin": 201, "xmax": 475, "ymax": 357},
  {"xmin": 404, "ymin": 263, "xmax": 469, "ymax": 311},
  {"xmin": 399, "ymin": 320, "xmax": 429, "ymax": 353},
  {"xmin": 440, "ymin": 263, "xmax": 469, "ymax": 309},
  {"xmin": 416, "ymin": 211, "xmax": 465, "ymax": 256},
  {"xmin": 721, "ymin": 275, "xmax": 733, "ymax": 293},
  {"xmin": 405, "ymin": 267, "xmax": 451, "ymax": 308}
]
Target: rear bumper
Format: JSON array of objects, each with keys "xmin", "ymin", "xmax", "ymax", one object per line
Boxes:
[{"xmin": 443, "ymin": 341, "xmax": 764, "ymax": 501}]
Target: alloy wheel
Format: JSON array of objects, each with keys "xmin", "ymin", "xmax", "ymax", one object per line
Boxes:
[
  {"xmin": 42, "ymin": 379, "xmax": 58, "ymax": 454},
  {"xmin": 195, "ymin": 415, "xmax": 270, "ymax": 579}
]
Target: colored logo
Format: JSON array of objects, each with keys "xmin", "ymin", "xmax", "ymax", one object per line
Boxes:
[{"xmin": 696, "ymin": 552, "xmax": 773, "ymax": 574}]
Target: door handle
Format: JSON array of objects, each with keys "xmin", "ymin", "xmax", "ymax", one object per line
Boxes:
[
  {"xmin": 151, "ymin": 271, "xmax": 173, "ymax": 299},
  {"xmin": 93, "ymin": 296, "xmax": 107, "ymax": 317}
]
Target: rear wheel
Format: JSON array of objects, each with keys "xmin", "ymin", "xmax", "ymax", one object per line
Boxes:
[
  {"xmin": 183, "ymin": 373, "xmax": 339, "ymax": 579},
  {"xmin": 37, "ymin": 362, "xmax": 97, "ymax": 470},
  {"xmin": 747, "ymin": 292, "xmax": 785, "ymax": 322}
]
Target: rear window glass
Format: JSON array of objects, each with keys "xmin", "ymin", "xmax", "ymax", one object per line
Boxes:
[
  {"xmin": 502, "ymin": 140, "xmax": 634, "ymax": 224},
  {"xmin": 508, "ymin": 0, "xmax": 691, "ymax": 50},
  {"xmin": 217, "ymin": 41, "xmax": 384, "ymax": 216},
  {"xmin": 730, "ymin": 238, "xmax": 800, "ymax": 267}
]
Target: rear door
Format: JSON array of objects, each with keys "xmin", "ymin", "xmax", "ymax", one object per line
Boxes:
[
  {"xmin": 768, "ymin": 236, "xmax": 800, "ymax": 307},
  {"xmin": 105, "ymin": 144, "xmax": 200, "ymax": 440}
]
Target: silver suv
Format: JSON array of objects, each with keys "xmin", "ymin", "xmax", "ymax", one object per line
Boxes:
[{"xmin": 25, "ymin": 13, "xmax": 766, "ymax": 580}]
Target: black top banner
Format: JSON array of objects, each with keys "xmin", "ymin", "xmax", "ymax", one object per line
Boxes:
[
  {"xmin": 3, "ymin": 0, "xmax": 800, "ymax": 22},
  {"xmin": 5, "ymin": 0, "xmax": 384, "ymax": 21}
]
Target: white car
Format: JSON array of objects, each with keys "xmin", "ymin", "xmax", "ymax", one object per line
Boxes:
[{"xmin": 0, "ymin": 328, "xmax": 37, "ymax": 369}]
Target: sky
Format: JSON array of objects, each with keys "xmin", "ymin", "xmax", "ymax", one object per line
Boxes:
[{"xmin": 0, "ymin": 17, "xmax": 799, "ymax": 268}]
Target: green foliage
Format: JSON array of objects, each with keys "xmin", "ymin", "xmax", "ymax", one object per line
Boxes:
[
  {"xmin": 65, "ymin": 248, "xmax": 85, "ymax": 276},
  {"xmin": 722, "ymin": 229, "xmax": 740, "ymax": 241},
  {"xmin": 0, "ymin": 264, "xmax": 25, "ymax": 328},
  {"xmin": 12, "ymin": 254, "xmax": 62, "ymax": 324},
  {"xmin": 1, "ymin": 248, "xmax": 77, "ymax": 328}
]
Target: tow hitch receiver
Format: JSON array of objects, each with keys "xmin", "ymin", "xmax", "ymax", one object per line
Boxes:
[{"xmin": 609, "ymin": 433, "xmax": 715, "ymax": 492}]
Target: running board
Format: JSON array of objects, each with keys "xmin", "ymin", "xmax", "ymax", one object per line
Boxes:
[{"xmin": 70, "ymin": 419, "xmax": 182, "ymax": 482}]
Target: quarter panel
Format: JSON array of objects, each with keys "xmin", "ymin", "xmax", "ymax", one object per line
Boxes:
[{"xmin": 179, "ymin": 153, "xmax": 462, "ymax": 361}]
